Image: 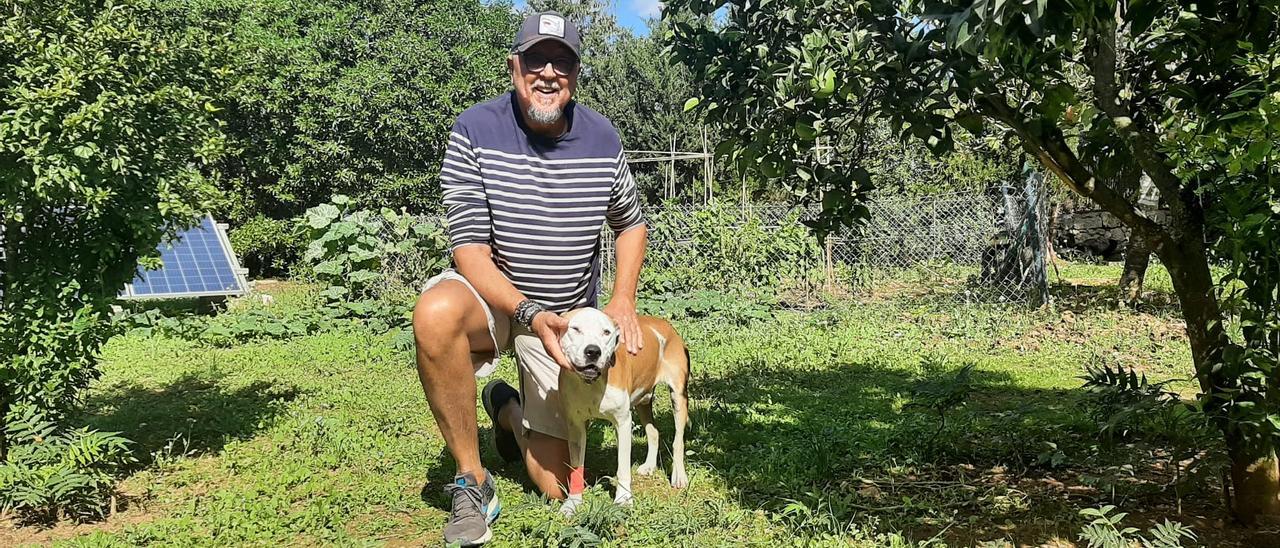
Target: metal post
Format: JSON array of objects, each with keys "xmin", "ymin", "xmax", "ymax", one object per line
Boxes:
[
  {"xmin": 669, "ymin": 136, "xmax": 677, "ymax": 201},
  {"xmin": 824, "ymin": 235, "xmax": 835, "ymax": 292},
  {"xmin": 702, "ymin": 127, "xmax": 710, "ymax": 204}
]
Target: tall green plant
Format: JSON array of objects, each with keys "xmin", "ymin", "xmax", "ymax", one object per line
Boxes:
[
  {"xmin": 299, "ymin": 196, "xmax": 450, "ymax": 302},
  {"xmin": 0, "ymin": 0, "xmax": 227, "ymax": 460},
  {"xmin": 642, "ymin": 202, "xmax": 823, "ymax": 293}
]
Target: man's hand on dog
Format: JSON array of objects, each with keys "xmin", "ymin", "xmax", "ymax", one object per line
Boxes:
[
  {"xmin": 603, "ymin": 297, "xmax": 643, "ymax": 355},
  {"xmin": 532, "ymin": 311, "xmax": 574, "ymax": 372}
]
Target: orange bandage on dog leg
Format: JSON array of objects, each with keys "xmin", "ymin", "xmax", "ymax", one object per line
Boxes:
[{"xmin": 569, "ymin": 466, "xmax": 585, "ymax": 496}]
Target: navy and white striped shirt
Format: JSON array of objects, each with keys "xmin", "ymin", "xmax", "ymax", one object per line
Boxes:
[{"xmin": 441, "ymin": 92, "xmax": 645, "ymax": 312}]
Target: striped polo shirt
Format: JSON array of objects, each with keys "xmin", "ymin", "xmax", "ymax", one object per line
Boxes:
[{"xmin": 440, "ymin": 92, "xmax": 645, "ymax": 312}]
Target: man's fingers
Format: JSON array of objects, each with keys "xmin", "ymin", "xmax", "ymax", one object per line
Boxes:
[
  {"xmin": 542, "ymin": 332, "xmax": 572, "ymax": 369},
  {"xmin": 624, "ymin": 318, "xmax": 642, "ymax": 354}
]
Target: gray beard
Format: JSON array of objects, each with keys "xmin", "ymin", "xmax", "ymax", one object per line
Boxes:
[{"xmin": 527, "ymin": 103, "xmax": 562, "ymax": 126}]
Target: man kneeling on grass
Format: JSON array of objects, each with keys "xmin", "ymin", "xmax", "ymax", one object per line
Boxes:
[{"xmin": 410, "ymin": 11, "xmax": 648, "ymax": 547}]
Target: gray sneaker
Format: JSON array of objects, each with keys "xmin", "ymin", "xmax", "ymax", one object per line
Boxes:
[{"xmin": 443, "ymin": 470, "xmax": 500, "ymax": 546}]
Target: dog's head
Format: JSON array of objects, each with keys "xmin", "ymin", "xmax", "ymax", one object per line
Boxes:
[{"xmin": 559, "ymin": 308, "xmax": 620, "ymax": 383}]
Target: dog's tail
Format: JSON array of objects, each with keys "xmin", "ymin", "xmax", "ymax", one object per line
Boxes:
[{"xmin": 683, "ymin": 345, "xmax": 691, "ymax": 375}]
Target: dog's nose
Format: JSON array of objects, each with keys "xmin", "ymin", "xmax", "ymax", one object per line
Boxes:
[{"xmin": 584, "ymin": 345, "xmax": 601, "ymax": 362}]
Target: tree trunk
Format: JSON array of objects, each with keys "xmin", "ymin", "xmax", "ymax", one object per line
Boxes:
[
  {"xmin": 1118, "ymin": 236, "xmax": 1151, "ymax": 306},
  {"xmin": 1157, "ymin": 230, "xmax": 1280, "ymax": 523}
]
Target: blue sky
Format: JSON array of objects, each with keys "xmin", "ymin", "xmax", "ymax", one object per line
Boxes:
[{"xmin": 507, "ymin": 0, "xmax": 661, "ymax": 36}]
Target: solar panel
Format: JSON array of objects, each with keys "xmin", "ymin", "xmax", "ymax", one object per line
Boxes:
[{"xmin": 120, "ymin": 215, "xmax": 248, "ymax": 299}]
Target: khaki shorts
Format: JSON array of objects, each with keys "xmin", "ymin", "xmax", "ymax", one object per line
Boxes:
[{"xmin": 421, "ymin": 269, "xmax": 569, "ymax": 440}]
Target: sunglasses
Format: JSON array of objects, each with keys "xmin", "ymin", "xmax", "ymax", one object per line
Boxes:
[{"xmin": 520, "ymin": 51, "xmax": 578, "ymax": 76}]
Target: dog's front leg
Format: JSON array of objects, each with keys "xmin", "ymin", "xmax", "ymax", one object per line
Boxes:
[
  {"xmin": 612, "ymin": 411, "xmax": 633, "ymax": 506},
  {"xmin": 561, "ymin": 417, "xmax": 588, "ymax": 517}
]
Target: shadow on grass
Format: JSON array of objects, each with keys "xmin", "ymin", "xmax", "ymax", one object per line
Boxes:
[
  {"xmin": 81, "ymin": 373, "xmax": 299, "ymax": 466},
  {"xmin": 656, "ymin": 353, "xmax": 1242, "ymax": 545},
  {"xmin": 419, "ymin": 424, "xmax": 618, "ymax": 512},
  {"xmin": 1048, "ymin": 275, "xmax": 1181, "ymax": 317}
]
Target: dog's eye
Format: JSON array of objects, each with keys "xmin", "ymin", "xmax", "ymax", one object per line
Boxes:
[
  {"xmin": 603, "ymin": 329, "xmax": 612, "ymax": 336},
  {"xmin": 572, "ymin": 326, "xmax": 581, "ymax": 334}
]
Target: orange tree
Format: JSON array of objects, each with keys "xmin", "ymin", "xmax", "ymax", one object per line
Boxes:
[{"xmin": 665, "ymin": 0, "xmax": 1280, "ymax": 520}]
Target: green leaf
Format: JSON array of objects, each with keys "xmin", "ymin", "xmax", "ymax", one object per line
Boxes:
[
  {"xmin": 683, "ymin": 97, "xmax": 701, "ymax": 112},
  {"xmin": 814, "ymin": 68, "xmax": 836, "ymax": 98},
  {"xmin": 954, "ymin": 112, "xmax": 984, "ymax": 134},
  {"xmin": 307, "ymin": 204, "xmax": 341, "ymax": 229},
  {"xmin": 347, "ymin": 270, "xmax": 381, "ymax": 284},
  {"xmin": 313, "ymin": 260, "xmax": 345, "ymax": 276},
  {"xmin": 795, "ymin": 120, "xmax": 817, "ymax": 140}
]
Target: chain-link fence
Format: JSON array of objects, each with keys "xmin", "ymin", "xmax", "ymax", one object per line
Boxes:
[
  {"xmin": 379, "ymin": 173, "xmax": 1050, "ymax": 307},
  {"xmin": 599, "ymin": 172, "xmax": 1050, "ymax": 306}
]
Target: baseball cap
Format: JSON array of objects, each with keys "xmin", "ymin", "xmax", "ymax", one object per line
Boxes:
[{"xmin": 512, "ymin": 11, "xmax": 581, "ymax": 60}]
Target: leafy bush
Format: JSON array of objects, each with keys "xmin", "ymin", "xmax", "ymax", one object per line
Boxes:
[
  {"xmin": 642, "ymin": 202, "xmax": 824, "ymax": 295},
  {"xmin": 1080, "ymin": 363, "xmax": 1219, "ymax": 500},
  {"xmin": 1078, "ymin": 505, "xmax": 1196, "ymax": 548},
  {"xmin": 229, "ymin": 216, "xmax": 303, "ymax": 278},
  {"xmin": 904, "ymin": 356, "xmax": 976, "ymax": 452},
  {"xmin": 0, "ymin": 0, "xmax": 227, "ymax": 522},
  {"xmin": 147, "ymin": 0, "xmax": 517, "ymax": 221},
  {"xmin": 1080, "ymin": 364, "xmax": 1214, "ymax": 447},
  {"xmin": 299, "ymin": 195, "xmax": 450, "ymax": 302},
  {"xmin": 0, "ymin": 410, "xmax": 134, "ymax": 523}
]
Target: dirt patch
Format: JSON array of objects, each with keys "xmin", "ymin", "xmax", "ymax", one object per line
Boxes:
[
  {"xmin": 0, "ymin": 493, "xmax": 158, "ymax": 546},
  {"xmin": 856, "ymin": 462, "xmax": 1280, "ymax": 547}
]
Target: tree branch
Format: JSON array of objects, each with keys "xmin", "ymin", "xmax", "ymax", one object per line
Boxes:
[
  {"xmin": 1088, "ymin": 13, "xmax": 1189, "ymax": 223},
  {"xmin": 974, "ymin": 92, "xmax": 1167, "ymax": 244}
]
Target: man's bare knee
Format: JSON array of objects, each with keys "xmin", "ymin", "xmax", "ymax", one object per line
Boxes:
[
  {"xmin": 413, "ymin": 290, "xmax": 467, "ymax": 361},
  {"xmin": 413, "ymin": 283, "xmax": 493, "ymax": 365}
]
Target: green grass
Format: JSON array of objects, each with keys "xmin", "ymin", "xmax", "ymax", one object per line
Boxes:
[{"xmin": 17, "ymin": 265, "xmax": 1247, "ymax": 546}]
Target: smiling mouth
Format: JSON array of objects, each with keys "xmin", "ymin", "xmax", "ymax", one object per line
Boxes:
[
  {"xmin": 576, "ymin": 364, "xmax": 600, "ymax": 382},
  {"xmin": 533, "ymin": 86, "xmax": 559, "ymax": 98}
]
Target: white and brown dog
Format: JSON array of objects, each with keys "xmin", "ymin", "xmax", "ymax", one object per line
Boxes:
[{"xmin": 557, "ymin": 308, "xmax": 690, "ymax": 515}]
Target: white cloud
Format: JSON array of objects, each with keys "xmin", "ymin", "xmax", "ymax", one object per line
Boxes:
[{"xmin": 632, "ymin": 0, "xmax": 663, "ymax": 19}]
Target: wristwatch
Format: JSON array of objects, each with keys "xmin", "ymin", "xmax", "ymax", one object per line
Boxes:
[{"xmin": 514, "ymin": 299, "xmax": 546, "ymax": 328}]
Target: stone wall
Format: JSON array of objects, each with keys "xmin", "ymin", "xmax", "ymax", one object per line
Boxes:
[
  {"xmin": 1053, "ymin": 174, "xmax": 1165, "ymax": 261},
  {"xmin": 1055, "ymin": 208, "xmax": 1168, "ymax": 261}
]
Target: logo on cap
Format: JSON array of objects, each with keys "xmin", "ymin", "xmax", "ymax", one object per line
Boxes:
[{"xmin": 539, "ymin": 14, "xmax": 565, "ymax": 38}]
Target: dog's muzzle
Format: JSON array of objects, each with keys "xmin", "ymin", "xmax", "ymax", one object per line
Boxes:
[{"xmin": 576, "ymin": 344, "xmax": 603, "ymax": 382}]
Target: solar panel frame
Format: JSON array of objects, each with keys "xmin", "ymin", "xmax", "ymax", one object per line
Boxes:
[{"xmin": 119, "ymin": 215, "xmax": 249, "ymax": 300}]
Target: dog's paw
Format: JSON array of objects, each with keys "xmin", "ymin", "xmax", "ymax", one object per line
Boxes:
[
  {"xmin": 636, "ymin": 461, "xmax": 658, "ymax": 476},
  {"xmin": 670, "ymin": 469, "xmax": 689, "ymax": 489},
  {"xmin": 614, "ymin": 491, "xmax": 633, "ymax": 506},
  {"xmin": 561, "ymin": 496, "xmax": 583, "ymax": 517}
]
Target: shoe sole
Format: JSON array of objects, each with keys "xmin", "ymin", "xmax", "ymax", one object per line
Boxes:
[{"xmin": 481, "ymin": 381, "xmax": 522, "ymax": 463}]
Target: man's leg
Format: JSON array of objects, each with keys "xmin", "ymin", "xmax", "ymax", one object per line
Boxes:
[
  {"xmin": 413, "ymin": 280, "xmax": 497, "ymax": 482},
  {"xmin": 485, "ymin": 329, "xmax": 573, "ymax": 499},
  {"xmin": 496, "ymin": 402, "xmax": 570, "ymax": 499}
]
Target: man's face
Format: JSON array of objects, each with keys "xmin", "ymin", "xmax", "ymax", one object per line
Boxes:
[{"xmin": 509, "ymin": 40, "xmax": 579, "ymax": 129}]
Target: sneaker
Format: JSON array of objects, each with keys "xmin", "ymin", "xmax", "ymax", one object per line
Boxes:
[
  {"xmin": 481, "ymin": 380, "xmax": 522, "ymax": 463},
  {"xmin": 443, "ymin": 470, "xmax": 500, "ymax": 546}
]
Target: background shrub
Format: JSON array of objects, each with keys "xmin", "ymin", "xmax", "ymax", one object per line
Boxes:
[{"xmin": 229, "ymin": 215, "xmax": 303, "ymax": 278}]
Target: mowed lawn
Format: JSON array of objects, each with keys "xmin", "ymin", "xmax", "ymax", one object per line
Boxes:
[{"xmin": 12, "ymin": 264, "xmax": 1262, "ymax": 547}]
